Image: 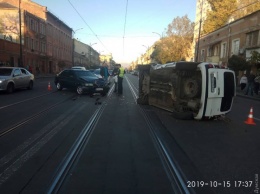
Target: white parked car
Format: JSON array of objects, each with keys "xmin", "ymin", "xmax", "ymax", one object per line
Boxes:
[{"xmin": 0, "ymin": 67, "xmax": 34, "ymax": 93}]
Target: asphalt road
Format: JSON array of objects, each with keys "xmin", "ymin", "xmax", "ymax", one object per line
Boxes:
[{"xmin": 0, "ymin": 75, "xmax": 259, "ymax": 194}]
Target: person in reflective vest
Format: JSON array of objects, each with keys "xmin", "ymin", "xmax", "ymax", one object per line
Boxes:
[{"xmin": 117, "ymin": 64, "xmax": 125, "ymax": 96}]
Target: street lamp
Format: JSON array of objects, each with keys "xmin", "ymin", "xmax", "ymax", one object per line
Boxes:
[
  {"xmin": 73, "ymin": 28, "xmax": 83, "ymax": 38},
  {"xmin": 152, "ymin": 32, "xmax": 162, "ymax": 39}
]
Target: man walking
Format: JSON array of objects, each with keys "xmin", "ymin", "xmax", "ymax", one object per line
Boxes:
[
  {"xmin": 117, "ymin": 64, "xmax": 125, "ymax": 96},
  {"xmin": 245, "ymin": 71, "xmax": 255, "ymax": 96}
]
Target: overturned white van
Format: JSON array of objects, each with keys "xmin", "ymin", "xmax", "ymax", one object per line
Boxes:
[{"xmin": 137, "ymin": 62, "xmax": 236, "ymax": 120}]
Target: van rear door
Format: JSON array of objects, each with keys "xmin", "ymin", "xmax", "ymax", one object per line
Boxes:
[{"xmin": 204, "ymin": 68, "xmax": 235, "ymax": 117}]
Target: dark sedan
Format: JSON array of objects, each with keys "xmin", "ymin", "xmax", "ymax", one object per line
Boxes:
[{"xmin": 54, "ymin": 69, "xmax": 109, "ymax": 95}]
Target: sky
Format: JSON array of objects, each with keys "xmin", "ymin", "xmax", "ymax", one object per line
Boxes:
[{"xmin": 32, "ymin": 0, "xmax": 197, "ymax": 66}]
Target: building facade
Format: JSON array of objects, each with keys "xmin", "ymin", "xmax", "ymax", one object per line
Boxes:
[
  {"xmin": 0, "ymin": 0, "xmax": 73, "ymax": 74},
  {"xmin": 73, "ymin": 39, "xmax": 99, "ymax": 69},
  {"xmin": 197, "ymin": 11, "xmax": 260, "ymax": 68}
]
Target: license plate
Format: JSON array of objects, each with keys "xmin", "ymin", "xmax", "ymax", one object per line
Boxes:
[{"xmin": 96, "ymin": 88, "xmax": 103, "ymax": 91}]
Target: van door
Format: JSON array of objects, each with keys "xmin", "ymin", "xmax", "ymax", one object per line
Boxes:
[
  {"xmin": 208, "ymin": 69, "xmax": 224, "ymax": 98},
  {"xmin": 204, "ymin": 68, "xmax": 235, "ymax": 117}
]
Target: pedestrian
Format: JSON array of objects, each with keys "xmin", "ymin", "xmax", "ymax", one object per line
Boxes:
[
  {"xmin": 254, "ymin": 74, "xmax": 260, "ymax": 95},
  {"xmin": 28, "ymin": 65, "xmax": 32, "ymax": 73},
  {"xmin": 112, "ymin": 64, "xmax": 119, "ymax": 93},
  {"xmin": 239, "ymin": 74, "xmax": 247, "ymax": 91},
  {"xmin": 245, "ymin": 71, "xmax": 255, "ymax": 96},
  {"xmin": 117, "ymin": 64, "xmax": 126, "ymax": 96},
  {"xmin": 100, "ymin": 62, "xmax": 109, "ymax": 82}
]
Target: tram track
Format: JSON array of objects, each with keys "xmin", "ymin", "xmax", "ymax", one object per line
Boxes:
[
  {"xmin": 0, "ymin": 93, "xmax": 77, "ymax": 138},
  {"xmin": 126, "ymin": 76, "xmax": 194, "ymax": 194},
  {"xmin": 46, "ymin": 86, "xmax": 113, "ymax": 194},
  {"xmin": 0, "ymin": 91, "xmax": 57, "ymax": 110},
  {"xmin": 46, "ymin": 77, "xmax": 194, "ymax": 194}
]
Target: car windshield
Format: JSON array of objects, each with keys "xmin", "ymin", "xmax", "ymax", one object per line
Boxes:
[
  {"xmin": 74, "ymin": 70, "xmax": 96, "ymax": 77},
  {"xmin": 0, "ymin": 68, "xmax": 12, "ymax": 76}
]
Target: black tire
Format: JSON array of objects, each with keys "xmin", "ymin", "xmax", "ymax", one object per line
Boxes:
[
  {"xmin": 172, "ymin": 109, "xmax": 194, "ymax": 120},
  {"xmin": 27, "ymin": 81, "xmax": 33, "ymax": 90},
  {"xmin": 183, "ymin": 78, "xmax": 201, "ymax": 98},
  {"xmin": 6, "ymin": 83, "xmax": 14, "ymax": 94}
]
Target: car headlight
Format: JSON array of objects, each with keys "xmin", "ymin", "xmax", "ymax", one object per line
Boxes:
[
  {"xmin": 0, "ymin": 79, "xmax": 6, "ymax": 83},
  {"xmin": 85, "ymin": 83, "xmax": 93, "ymax": 86}
]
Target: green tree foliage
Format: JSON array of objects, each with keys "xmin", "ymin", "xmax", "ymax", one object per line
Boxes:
[
  {"xmin": 228, "ymin": 55, "xmax": 247, "ymax": 72},
  {"xmin": 202, "ymin": 0, "xmax": 237, "ymax": 34},
  {"xmin": 151, "ymin": 15, "xmax": 194, "ymax": 64},
  {"xmin": 248, "ymin": 51, "xmax": 260, "ymax": 68}
]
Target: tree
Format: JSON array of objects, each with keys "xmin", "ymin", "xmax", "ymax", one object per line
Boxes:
[
  {"xmin": 248, "ymin": 51, "xmax": 260, "ymax": 68},
  {"xmin": 202, "ymin": 0, "xmax": 260, "ymax": 35},
  {"xmin": 228, "ymin": 55, "xmax": 247, "ymax": 73},
  {"xmin": 202, "ymin": 0, "xmax": 237, "ymax": 34},
  {"xmin": 234, "ymin": 0, "xmax": 260, "ymax": 19},
  {"xmin": 151, "ymin": 15, "xmax": 194, "ymax": 63}
]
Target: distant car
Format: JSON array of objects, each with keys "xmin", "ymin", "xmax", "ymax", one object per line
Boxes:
[
  {"xmin": 71, "ymin": 66, "xmax": 86, "ymax": 70},
  {"xmin": 0, "ymin": 67, "xmax": 34, "ymax": 93},
  {"xmin": 54, "ymin": 69, "xmax": 109, "ymax": 95}
]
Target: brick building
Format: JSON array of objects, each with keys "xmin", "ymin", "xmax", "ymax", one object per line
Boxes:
[
  {"xmin": 0, "ymin": 0, "xmax": 73, "ymax": 74},
  {"xmin": 197, "ymin": 11, "xmax": 260, "ymax": 70},
  {"xmin": 0, "ymin": 2, "xmax": 21, "ymax": 66},
  {"xmin": 74, "ymin": 39, "xmax": 100, "ymax": 69}
]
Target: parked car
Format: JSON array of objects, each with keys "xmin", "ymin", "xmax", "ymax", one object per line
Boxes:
[
  {"xmin": 0, "ymin": 67, "xmax": 34, "ymax": 93},
  {"xmin": 54, "ymin": 69, "xmax": 109, "ymax": 95},
  {"xmin": 71, "ymin": 66, "xmax": 86, "ymax": 70}
]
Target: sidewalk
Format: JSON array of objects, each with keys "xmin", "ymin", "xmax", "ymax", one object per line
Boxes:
[{"xmin": 236, "ymin": 86, "xmax": 260, "ymax": 100}]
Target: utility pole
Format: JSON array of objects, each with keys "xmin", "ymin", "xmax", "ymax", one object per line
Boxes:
[
  {"xmin": 19, "ymin": 0, "xmax": 23, "ymax": 67},
  {"xmin": 195, "ymin": 0, "xmax": 204, "ymax": 62}
]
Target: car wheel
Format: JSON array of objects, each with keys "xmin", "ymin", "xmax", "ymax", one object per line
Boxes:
[
  {"xmin": 56, "ymin": 82, "xmax": 63, "ymax": 90},
  {"xmin": 27, "ymin": 81, "xmax": 33, "ymax": 90},
  {"xmin": 76, "ymin": 86, "xmax": 83, "ymax": 95},
  {"xmin": 7, "ymin": 83, "xmax": 14, "ymax": 94}
]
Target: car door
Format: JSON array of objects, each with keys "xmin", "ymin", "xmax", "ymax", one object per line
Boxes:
[
  {"xmin": 66, "ymin": 70, "xmax": 77, "ymax": 89},
  {"xmin": 20, "ymin": 68, "xmax": 30, "ymax": 87},
  {"xmin": 58, "ymin": 70, "xmax": 70, "ymax": 88},
  {"xmin": 12, "ymin": 68, "xmax": 23, "ymax": 88}
]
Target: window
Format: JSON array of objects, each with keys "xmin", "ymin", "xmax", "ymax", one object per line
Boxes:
[
  {"xmin": 221, "ymin": 42, "xmax": 227, "ymax": 58},
  {"xmin": 31, "ymin": 39, "xmax": 34, "ymax": 50},
  {"xmin": 30, "ymin": 19, "xmax": 34, "ymax": 31},
  {"xmin": 232, "ymin": 39, "xmax": 240, "ymax": 55},
  {"xmin": 213, "ymin": 45, "xmax": 219, "ymax": 56},
  {"xmin": 201, "ymin": 49, "xmax": 205, "ymax": 62},
  {"xmin": 207, "ymin": 47, "xmax": 212, "ymax": 57},
  {"xmin": 246, "ymin": 30, "xmax": 259, "ymax": 47}
]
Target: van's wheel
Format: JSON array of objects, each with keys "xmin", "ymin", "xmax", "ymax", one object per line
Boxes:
[
  {"xmin": 183, "ymin": 78, "xmax": 201, "ymax": 98},
  {"xmin": 7, "ymin": 83, "xmax": 14, "ymax": 94}
]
